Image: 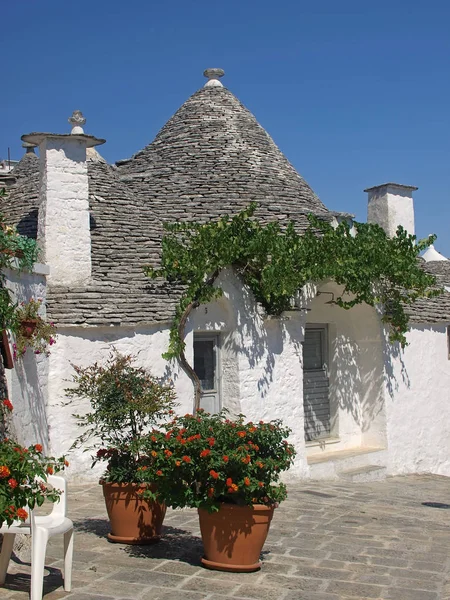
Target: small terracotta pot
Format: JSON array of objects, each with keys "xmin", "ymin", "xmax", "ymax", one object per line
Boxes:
[
  {"xmin": 20, "ymin": 319, "xmax": 37, "ymax": 339},
  {"xmin": 198, "ymin": 503, "xmax": 275, "ymax": 572},
  {"xmin": 102, "ymin": 482, "xmax": 166, "ymax": 544}
]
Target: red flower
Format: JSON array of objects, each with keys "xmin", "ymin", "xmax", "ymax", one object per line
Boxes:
[
  {"xmin": 258, "ymin": 481, "xmax": 264, "ymax": 488},
  {"xmin": 46, "ymin": 466, "xmax": 54, "ymax": 475},
  {"xmin": 200, "ymin": 449, "xmax": 211, "ymax": 458},
  {"xmin": 164, "ymin": 449, "xmax": 173, "ymax": 457},
  {"xmin": 64, "ymin": 460, "xmax": 70, "ymax": 467},
  {"xmin": 228, "ymin": 483, "xmax": 238, "ymax": 493},
  {"xmin": 0, "ymin": 466, "xmax": 11, "ymax": 478},
  {"xmin": 209, "ymin": 470, "xmax": 219, "ymax": 479},
  {"xmin": 16, "ymin": 508, "xmax": 28, "ymax": 521},
  {"xmin": 151, "ymin": 435, "xmax": 157, "ymax": 442},
  {"xmin": 34, "ymin": 444, "xmax": 43, "ymax": 453},
  {"xmin": 175, "ymin": 460, "xmax": 181, "ymax": 467},
  {"xmin": 237, "ymin": 431, "xmax": 246, "ymax": 438},
  {"xmin": 223, "ymin": 455, "xmax": 229, "ymax": 463},
  {"xmin": 226, "ymin": 477, "xmax": 233, "ymax": 487},
  {"xmin": 165, "ymin": 431, "xmax": 172, "ymax": 440},
  {"xmin": 8, "ymin": 478, "xmax": 18, "ymax": 489},
  {"xmin": 182, "ymin": 456, "xmax": 191, "ymax": 463},
  {"xmin": 207, "ymin": 437, "xmax": 215, "ymax": 447},
  {"xmin": 207, "ymin": 487, "xmax": 215, "ymax": 498},
  {"xmin": 241, "ymin": 455, "xmax": 251, "ymax": 464},
  {"xmin": 256, "ymin": 461, "xmax": 264, "ymax": 468},
  {"xmin": 244, "ymin": 477, "xmax": 250, "ymax": 486},
  {"xmin": 156, "ymin": 470, "xmax": 163, "ymax": 476},
  {"xmin": 2, "ymin": 399, "xmax": 13, "ymax": 411}
]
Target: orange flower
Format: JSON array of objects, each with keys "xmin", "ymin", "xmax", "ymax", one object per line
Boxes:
[
  {"xmin": 228, "ymin": 484, "xmax": 238, "ymax": 493},
  {"xmin": 0, "ymin": 466, "xmax": 11, "ymax": 478},
  {"xmin": 164, "ymin": 449, "xmax": 173, "ymax": 457},
  {"xmin": 34, "ymin": 444, "xmax": 43, "ymax": 453},
  {"xmin": 226, "ymin": 477, "xmax": 233, "ymax": 487},
  {"xmin": 151, "ymin": 450, "xmax": 158, "ymax": 457},
  {"xmin": 209, "ymin": 470, "xmax": 219, "ymax": 479},
  {"xmin": 223, "ymin": 455, "xmax": 229, "ymax": 463},
  {"xmin": 207, "ymin": 437, "xmax": 215, "ymax": 447},
  {"xmin": 2, "ymin": 399, "xmax": 13, "ymax": 411},
  {"xmin": 8, "ymin": 478, "xmax": 18, "ymax": 489},
  {"xmin": 182, "ymin": 456, "xmax": 191, "ymax": 463},
  {"xmin": 151, "ymin": 435, "xmax": 157, "ymax": 442},
  {"xmin": 136, "ymin": 488, "xmax": 144, "ymax": 495},
  {"xmin": 16, "ymin": 508, "xmax": 28, "ymax": 521},
  {"xmin": 156, "ymin": 470, "xmax": 163, "ymax": 476},
  {"xmin": 175, "ymin": 460, "xmax": 181, "ymax": 467},
  {"xmin": 244, "ymin": 477, "xmax": 250, "ymax": 486},
  {"xmin": 200, "ymin": 449, "xmax": 210, "ymax": 458},
  {"xmin": 237, "ymin": 431, "xmax": 246, "ymax": 438},
  {"xmin": 207, "ymin": 487, "xmax": 215, "ymax": 498},
  {"xmin": 248, "ymin": 427, "xmax": 256, "ymax": 433},
  {"xmin": 258, "ymin": 481, "xmax": 264, "ymax": 488},
  {"xmin": 47, "ymin": 466, "xmax": 54, "ymax": 475},
  {"xmin": 64, "ymin": 460, "xmax": 70, "ymax": 467},
  {"xmin": 241, "ymin": 455, "xmax": 251, "ymax": 464},
  {"xmin": 252, "ymin": 444, "xmax": 259, "ymax": 451},
  {"xmin": 256, "ymin": 462, "xmax": 264, "ymax": 468}
]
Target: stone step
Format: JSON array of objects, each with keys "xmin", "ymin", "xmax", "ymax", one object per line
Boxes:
[
  {"xmin": 307, "ymin": 447, "xmax": 388, "ymax": 480},
  {"xmin": 338, "ymin": 465, "xmax": 387, "ymax": 483}
]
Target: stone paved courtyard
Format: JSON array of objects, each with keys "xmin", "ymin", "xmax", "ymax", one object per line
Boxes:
[{"xmin": 1, "ymin": 474, "xmax": 450, "ymax": 600}]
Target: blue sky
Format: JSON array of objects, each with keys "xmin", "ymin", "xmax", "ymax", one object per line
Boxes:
[{"xmin": 2, "ymin": 0, "xmax": 449, "ymax": 256}]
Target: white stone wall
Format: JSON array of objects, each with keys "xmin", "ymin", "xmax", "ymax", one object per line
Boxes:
[
  {"xmin": 47, "ymin": 270, "xmax": 309, "ymax": 481},
  {"xmin": 37, "ymin": 137, "xmax": 91, "ymax": 286},
  {"xmin": 3, "ymin": 264, "xmax": 51, "ymax": 451},
  {"xmin": 383, "ymin": 324, "xmax": 450, "ymax": 476}
]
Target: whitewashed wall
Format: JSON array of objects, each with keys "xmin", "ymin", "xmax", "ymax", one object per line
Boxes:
[
  {"xmin": 4, "ymin": 263, "xmax": 51, "ymax": 451},
  {"xmin": 306, "ymin": 282, "xmax": 387, "ymax": 456},
  {"xmin": 383, "ymin": 324, "xmax": 450, "ymax": 476},
  {"xmin": 48, "ymin": 269, "xmax": 309, "ymax": 481}
]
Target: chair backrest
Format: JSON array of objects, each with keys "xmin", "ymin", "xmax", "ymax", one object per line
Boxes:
[{"xmin": 46, "ymin": 475, "xmax": 67, "ymax": 518}]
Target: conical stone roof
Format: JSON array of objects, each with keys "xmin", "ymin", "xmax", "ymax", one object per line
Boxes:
[{"xmin": 117, "ymin": 78, "xmax": 331, "ymax": 231}]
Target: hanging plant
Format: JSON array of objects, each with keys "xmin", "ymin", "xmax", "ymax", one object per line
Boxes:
[{"xmin": 13, "ymin": 298, "xmax": 57, "ymax": 360}]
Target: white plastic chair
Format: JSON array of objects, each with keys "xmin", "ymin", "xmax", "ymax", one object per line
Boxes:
[{"xmin": 0, "ymin": 475, "xmax": 74, "ymax": 600}]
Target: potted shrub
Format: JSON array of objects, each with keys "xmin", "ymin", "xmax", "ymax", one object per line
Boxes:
[
  {"xmin": 13, "ymin": 298, "xmax": 57, "ymax": 360},
  {"xmin": 142, "ymin": 409, "xmax": 296, "ymax": 571},
  {"xmin": 66, "ymin": 352, "xmax": 176, "ymax": 544},
  {"xmin": 0, "ymin": 399, "xmax": 68, "ymax": 528}
]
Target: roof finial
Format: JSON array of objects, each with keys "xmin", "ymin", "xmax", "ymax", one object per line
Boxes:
[
  {"xmin": 203, "ymin": 68, "xmax": 225, "ymax": 88},
  {"xmin": 22, "ymin": 141, "xmax": 36, "ymax": 154},
  {"xmin": 68, "ymin": 110, "xmax": 86, "ymax": 134}
]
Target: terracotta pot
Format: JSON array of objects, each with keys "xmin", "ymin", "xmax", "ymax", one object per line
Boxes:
[
  {"xmin": 20, "ymin": 319, "xmax": 37, "ymax": 338},
  {"xmin": 198, "ymin": 503, "xmax": 275, "ymax": 572},
  {"xmin": 102, "ymin": 482, "xmax": 166, "ymax": 544}
]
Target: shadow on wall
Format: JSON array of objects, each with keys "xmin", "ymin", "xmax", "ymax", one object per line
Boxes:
[
  {"xmin": 225, "ymin": 280, "xmax": 303, "ymax": 403},
  {"xmin": 332, "ymin": 333, "xmax": 386, "ymax": 433},
  {"xmin": 382, "ymin": 332, "xmax": 410, "ymax": 400},
  {"xmin": 13, "ymin": 353, "xmax": 49, "ymax": 450}
]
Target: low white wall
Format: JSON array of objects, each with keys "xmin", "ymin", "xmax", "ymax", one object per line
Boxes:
[
  {"xmin": 384, "ymin": 324, "xmax": 450, "ymax": 476},
  {"xmin": 4, "ymin": 264, "xmax": 50, "ymax": 451}
]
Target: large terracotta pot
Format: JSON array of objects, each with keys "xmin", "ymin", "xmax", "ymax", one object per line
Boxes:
[
  {"xmin": 198, "ymin": 503, "xmax": 275, "ymax": 572},
  {"xmin": 102, "ymin": 482, "xmax": 166, "ymax": 544}
]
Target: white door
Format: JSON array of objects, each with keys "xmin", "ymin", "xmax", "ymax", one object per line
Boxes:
[
  {"xmin": 193, "ymin": 334, "xmax": 221, "ymax": 414},
  {"xmin": 303, "ymin": 326, "xmax": 331, "ymax": 441}
]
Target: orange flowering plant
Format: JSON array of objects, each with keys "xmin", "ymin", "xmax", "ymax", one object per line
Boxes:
[
  {"xmin": 140, "ymin": 409, "xmax": 296, "ymax": 511},
  {"xmin": 0, "ymin": 437, "xmax": 67, "ymax": 528}
]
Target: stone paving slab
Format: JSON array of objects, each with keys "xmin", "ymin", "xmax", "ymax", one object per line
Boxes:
[{"xmin": 1, "ymin": 474, "xmax": 450, "ymax": 599}]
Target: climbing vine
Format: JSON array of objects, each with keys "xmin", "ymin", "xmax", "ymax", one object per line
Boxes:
[{"xmin": 146, "ymin": 203, "xmax": 440, "ymax": 362}]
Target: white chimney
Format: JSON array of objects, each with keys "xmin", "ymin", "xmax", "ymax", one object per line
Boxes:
[
  {"xmin": 21, "ymin": 112, "xmax": 105, "ymax": 286},
  {"xmin": 365, "ymin": 182, "xmax": 417, "ymax": 238}
]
